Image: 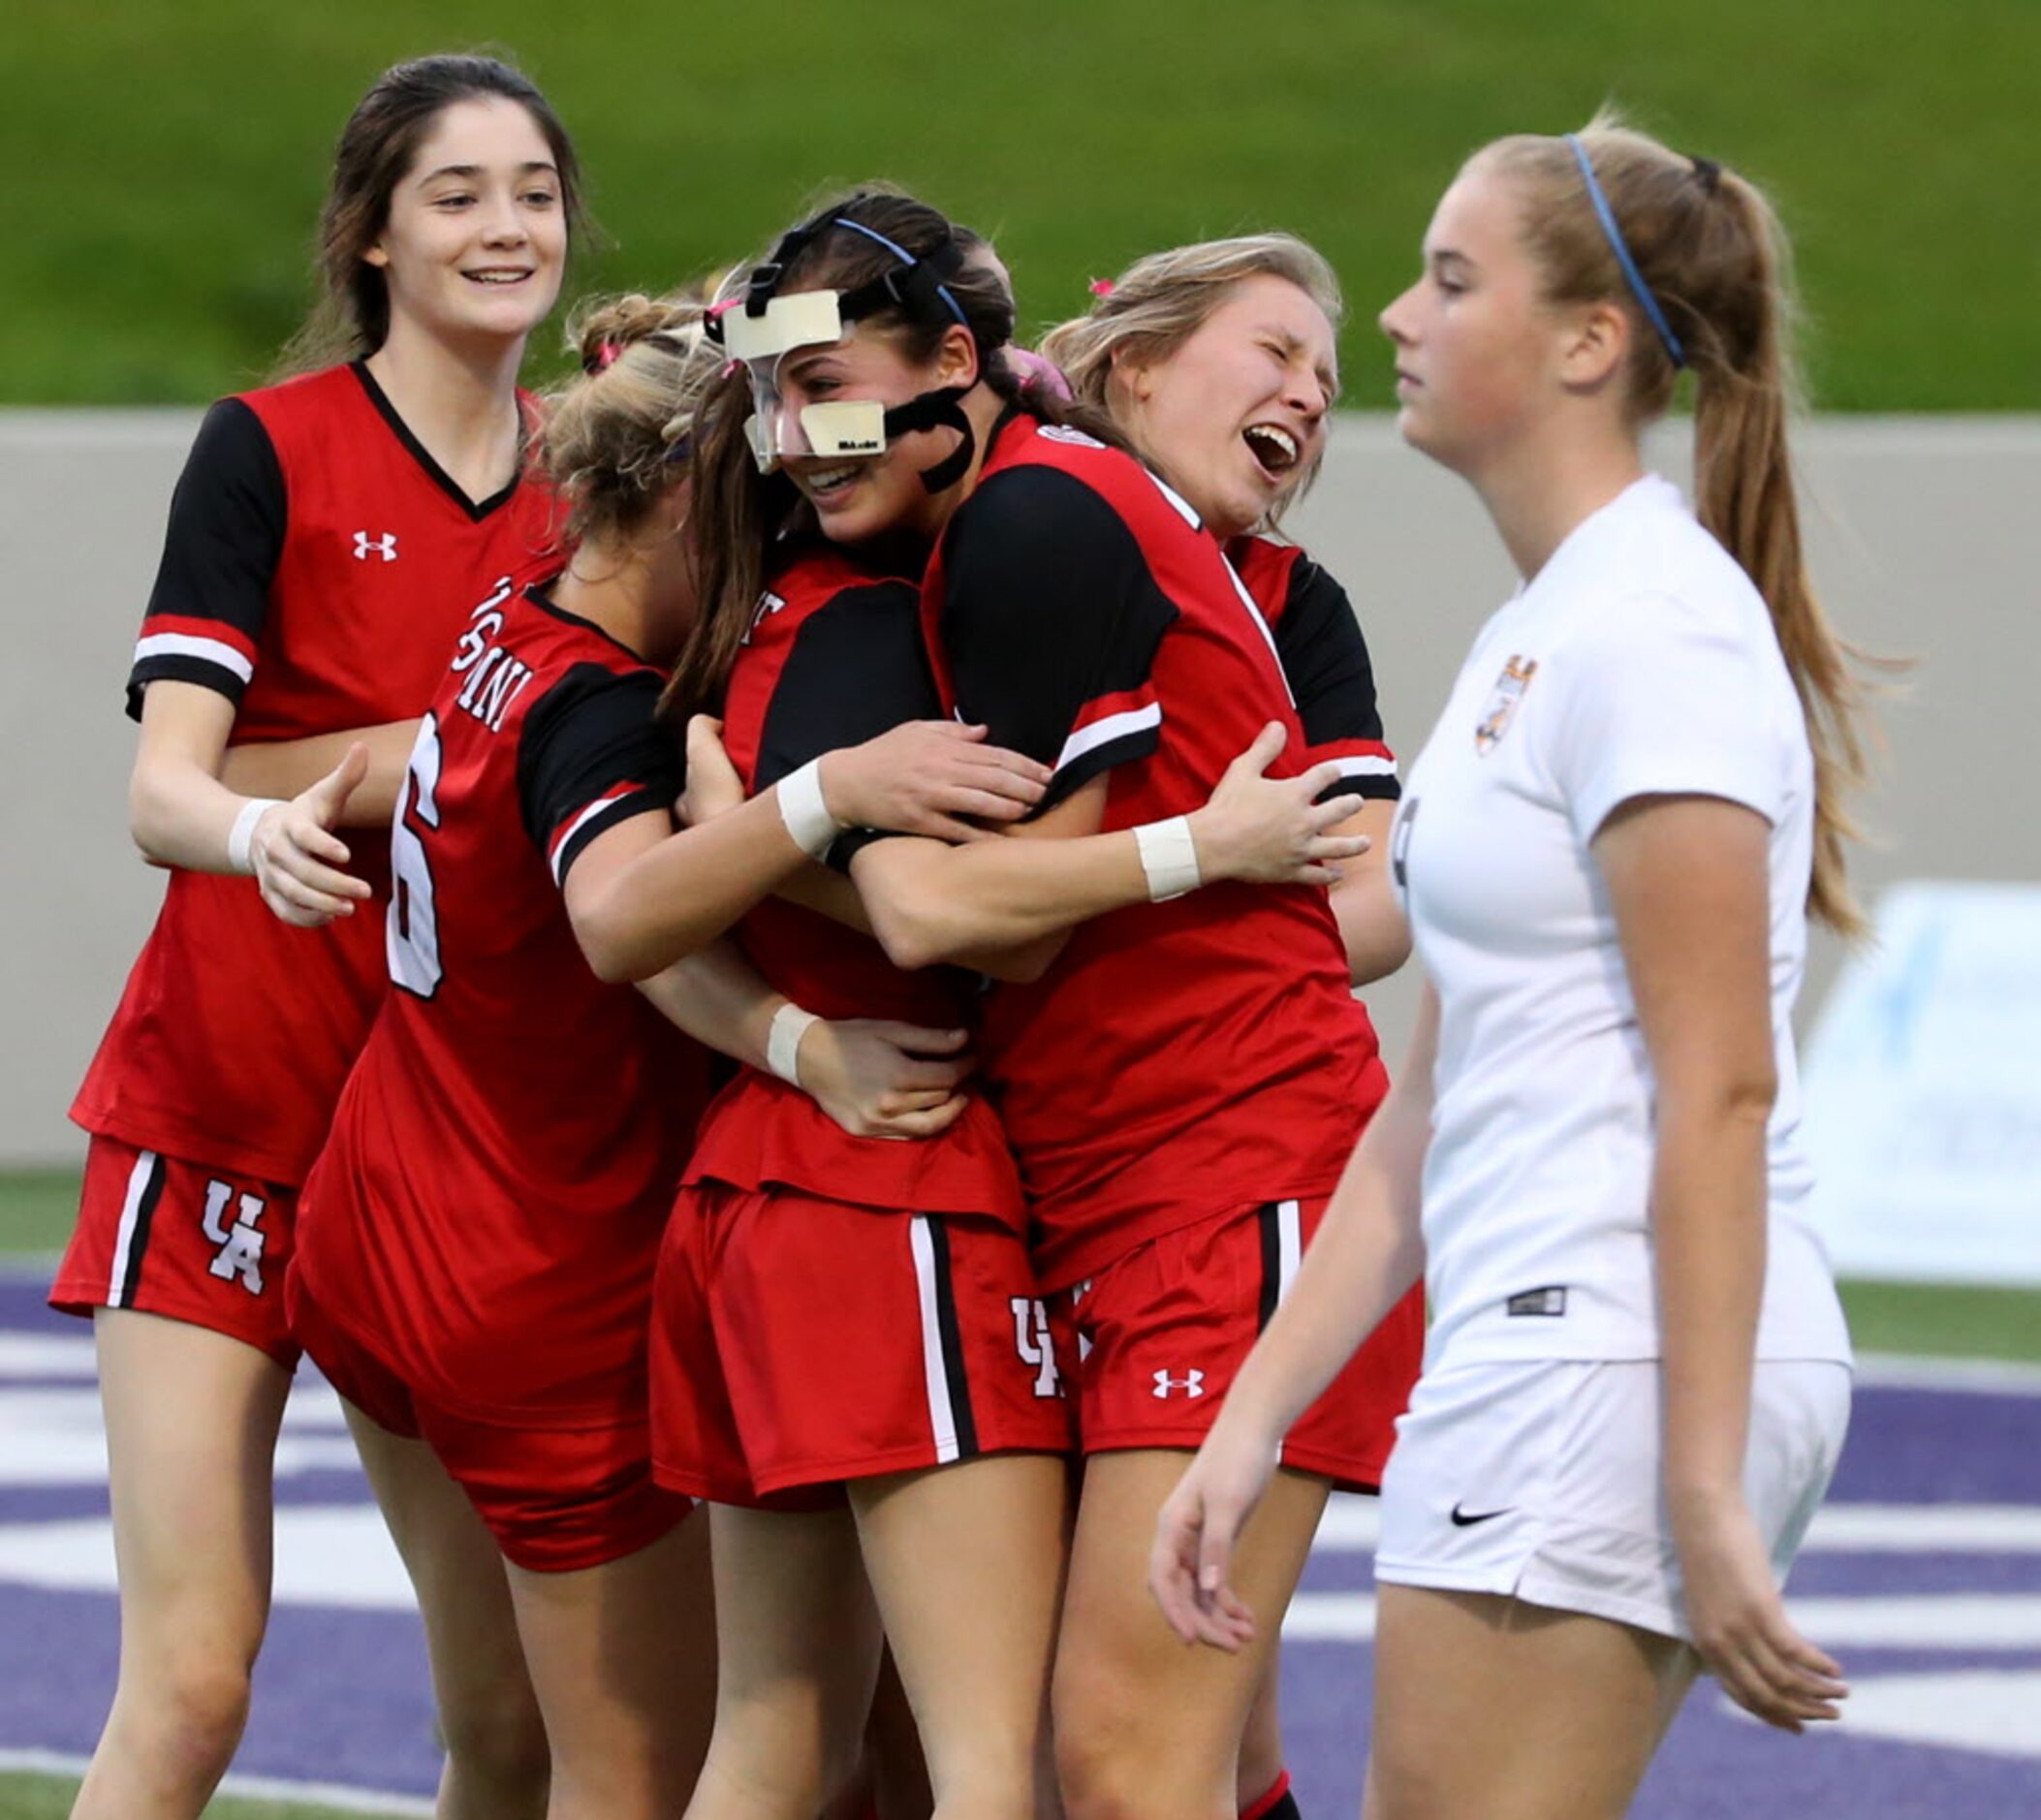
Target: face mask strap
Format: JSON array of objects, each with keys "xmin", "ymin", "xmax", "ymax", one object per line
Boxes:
[{"xmin": 883, "ymin": 387, "xmax": 978, "ymax": 493}]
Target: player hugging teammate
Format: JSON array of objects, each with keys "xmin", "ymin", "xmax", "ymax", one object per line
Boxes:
[{"xmin": 60, "ymin": 71, "xmax": 1868, "ymax": 1820}]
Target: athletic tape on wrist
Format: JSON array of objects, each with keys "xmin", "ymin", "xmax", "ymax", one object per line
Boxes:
[
  {"xmin": 766, "ymin": 1002, "xmax": 821, "ymax": 1087},
  {"xmin": 227, "ymin": 798, "xmax": 284, "ymax": 875},
  {"xmin": 1133, "ymin": 815, "xmax": 1201, "ymax": 901},
  {"xmin": 776, "ymin": 759, "xmax": 843, "ymax": 860}
]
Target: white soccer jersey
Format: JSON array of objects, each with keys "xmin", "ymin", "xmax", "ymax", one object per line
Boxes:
[{"xmin": 1393, "ymin": 475, "xmax": 1851, "ymax": 1369}]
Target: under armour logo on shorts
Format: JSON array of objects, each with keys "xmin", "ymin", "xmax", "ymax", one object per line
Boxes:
[
  {"xmin": 1153, "ymin": 1368, "xmax": 1206, "ymax": 1399},
  {"xmin": 353, "ymin": 531, "xmax": 399, "ymax": 562}
]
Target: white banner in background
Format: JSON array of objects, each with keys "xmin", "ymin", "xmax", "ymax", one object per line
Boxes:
[{"xmin": 1801, "ymin": 882, "xmax": 2041, "ymax": 1286}]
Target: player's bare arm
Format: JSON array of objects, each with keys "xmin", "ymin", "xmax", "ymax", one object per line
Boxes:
[
  {"xmin": 1597, "ymin": 791, "xmax": 1849, "ymax": 1733},
  {"xmin": 636, "ymin": 937, "xmax": 970, "ymax": 1142},
  {"xmin": 218, "ymin": 719, "xmax": 420, "ymax": 826},
  {"xmin": 130, "ymin": 677, "xmax": 371, "ymax": 926},
  {"xmin": 848, "ymin": 722, "xmax": 1370, "ymax": 975},
  {"xmin": 1149, "ymin": 984, "xmax": 1436, "ymax": 1649}
]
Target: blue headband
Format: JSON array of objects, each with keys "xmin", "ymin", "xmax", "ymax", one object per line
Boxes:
[
  {"xmin": 1565, "ymin": 134, "xmax": 1685, "ymax": 370},
  {"xmin": 832, "ymin": 217, "xmax": 970, "ymax": 328}
]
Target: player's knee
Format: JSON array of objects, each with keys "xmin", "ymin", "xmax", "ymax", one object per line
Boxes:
[
  {"xmin": 134, "ymin": 1648, "xmax": 254, "ymax": 1787},
  {"xmin": 1053, "ymin": 1686, "xmax": 1230, "ymax": 1820},
  {"xmin": 437, "ymin": 1679, "xmax": 550, "ymax": 1796}
]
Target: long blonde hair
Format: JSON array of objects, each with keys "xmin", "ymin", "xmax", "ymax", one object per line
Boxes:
[
  {"xmin": 1474, "ymin": 112, "xmax": 1879, "ymax": 934},
  {"xmin": 1038, "ymin": 234, "xmax": 1343, "ymax": 526}
]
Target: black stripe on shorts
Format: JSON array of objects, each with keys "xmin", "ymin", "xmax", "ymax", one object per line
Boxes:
[
  {"xmin": 1255, "ymin": 1202, "xmax": 1283, "ymax": 1334},
  {"xmin": 119, "ymin": 1153, "xmax": 169, "ymax": 1308},
  {"xmin": 926, "ymin": 1217, "xmax": 981, "ymax": 1460}
]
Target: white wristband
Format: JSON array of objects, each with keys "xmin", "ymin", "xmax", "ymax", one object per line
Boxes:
[
  {"xmin": 227, "ymin": 798, "xmax": 284, "ymax": 875},
  {"xmin": 1133, "ymin": 815, "xmax": 1202, "ymax": 901},
  {"xmin": 766, "ymin": 1002, "xmax": 821, "ymax": 1087},
  {"xmin": 776, "ymin": 759, "xmax": 843, "ymax": 860}
]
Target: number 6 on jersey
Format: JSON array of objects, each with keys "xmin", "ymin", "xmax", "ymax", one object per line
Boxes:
[{"xmin": 390, "ymin": 712, "xmax": 445, "ymax": 997}]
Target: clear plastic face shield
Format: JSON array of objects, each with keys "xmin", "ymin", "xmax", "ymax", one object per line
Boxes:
[{"xmin": 720, "ymin": 290, "xmax": 893, "ymax": 474}]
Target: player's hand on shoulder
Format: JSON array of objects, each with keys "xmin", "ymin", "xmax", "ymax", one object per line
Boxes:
[
  {"xmin": 798, "ymin": 1018, "xmax": 972, "ymax": 1141},
  {"xmin": 1149, "ymin": 1413, "xmax": 1274, "ymax": 1652},
  {"xmin": 678, "ymin": 716, "xmax": 745, "ymax": 827},
  {"xmin": 251, "ymin": 743, "xmax": 374, "ymax": 928},
  {"xmin": 821, "ymin": 721, "xmax": 1052, "ymax": 845},
  {"xmin": 1188, "ymin": 722, "xmax": 1372, "ymax": 888},
  {"xmin": 1673, "ymin": 1488, "xmax": 1848, "ymax": 1733}
]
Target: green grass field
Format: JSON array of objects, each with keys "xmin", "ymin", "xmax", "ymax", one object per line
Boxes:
[
  {"xmin": 6, "ymin": 0, "xmax": 2037, "ymax": 411},
  {"xmin": 0, "ymin": 1771, "xmax": 377, "ymax": 1820}
]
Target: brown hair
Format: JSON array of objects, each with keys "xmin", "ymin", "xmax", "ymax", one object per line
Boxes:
[
  {"xmin": 1474, "ymin": 111, "xmax": 1880, "ymax": 934},
  {"xmin": 666, "ymin": 186, "xmax": 1030, "ymax": 727},
  {"xmin": 537, "ymin": 289, "xmax": 720, "ymax": 551},
  {"xmin": 273, "ymin": 53, "xmax": 587, "ymax": 378},
  {"xmin": 1038, "ymin": 234, "xmax": 1343, "ymax": 525}
]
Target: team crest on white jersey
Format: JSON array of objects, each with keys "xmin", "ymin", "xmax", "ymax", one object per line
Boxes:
[
  {"xmin": 1474, "ymin": 655, "xmax": 1537, "ymax": 755},
  {"xmin": 353, "ymin": 531, "xmax": 399, "ymax": 563},
  {"xmin": 1036, "ymin": 424, "xmax": 1105, "ymax": 450}
]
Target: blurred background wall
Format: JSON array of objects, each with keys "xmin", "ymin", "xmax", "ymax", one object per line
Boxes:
[{"xmin": 5, "ymin": 410, "xmax": 2036, "ymax": 1161}]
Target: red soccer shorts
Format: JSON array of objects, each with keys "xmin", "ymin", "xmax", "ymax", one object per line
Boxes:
[
  {"xmin": 649, "ymin": 1183, "xmax": 1075, "ymax": 1505},
  {"xmin": 286, "ymin": 1267, "xmax": 688, "ymax": 1575},
  {"xmin": 50, "ymin": 1137, "xmax": 301, "ymax": 1368},
  {"xmin": 1048, "ymin": 1196, "xmax": 1424, "ymax": 1491}
]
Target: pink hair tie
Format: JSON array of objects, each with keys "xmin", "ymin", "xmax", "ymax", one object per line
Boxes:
[
  {"xmin": 596, "ymin": 341, "xmax": 622, "ymax": 370},
  {"xmin": 1088, "ymin": 278, "xmax": 1116, "ymax": 298},
  {"xmin": 1006, "ymin": 346, "xmax": 1074, "ymax": 405},
  {"xmin": 706, "ymin": 297, "xmax": 741, "ymax": 320}
]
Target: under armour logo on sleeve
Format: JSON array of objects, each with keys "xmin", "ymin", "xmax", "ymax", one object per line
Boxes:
[
  {"xmin": 1153, "ymin": 1368, "xmax": 1206, "ymax": 1399},
  {"xmin": 353, "ymin": 531, "xmax": 399, "ymax": 562}
]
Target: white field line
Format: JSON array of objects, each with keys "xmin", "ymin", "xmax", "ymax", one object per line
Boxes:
[
  {"xmin": 1853, "ymin": 1352, "xmax": 2041, "ymax": 1395},
  {"xmin": 1313, "ymin": 1498, "xmax": 2041, "ymax": 1554},
  {"xmin": 1285, "ymin": 1592, "xmax": 2041, "ymax": 1648},
  {"xmin": 0, "ymin": 1747, "xmax": 433, "ymax": 1814}
]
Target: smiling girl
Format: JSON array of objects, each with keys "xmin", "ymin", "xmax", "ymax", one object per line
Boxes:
[
  {"xmin": 668, "ymin": 189, "xmax": 1403, "ymax": 1819},
  {"xmin": 1153, "ymin": 114, "xmax": 1869, "ymax": 1819},
  {"xmin": 1040, "ymin": 232, "xmax": 1425, "ymax": 1820},
  {"xmin": 52, "ymin": 55, "xmax": 581, "ymax": 1820}
]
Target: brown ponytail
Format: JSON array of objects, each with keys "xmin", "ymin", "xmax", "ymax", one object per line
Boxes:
[{"xmin": 1475, "ymin": 112, "xmax": 1885, "ymax": 935}]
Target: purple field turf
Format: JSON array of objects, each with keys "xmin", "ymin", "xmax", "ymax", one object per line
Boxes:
[{"xmin": 3, "ymin": 1271, "xmax": 2037, "ymax": 1815}]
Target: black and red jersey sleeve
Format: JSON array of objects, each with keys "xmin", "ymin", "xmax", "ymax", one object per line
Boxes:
[
  {"xmin": 517, "ymin": 666, "xmax": 682, "ymax": 888},
  {"xmin": 937, "ymin": 465, "xmax": 1178, "ymax": 809},
  {"xmin": 127, "ymin": 398, "xmax": 287, "ymax": 720},
  {"xmin": 1268, "ymin": 552, "xmax": 1399, "ymax": 805},
  {"xmin": 753, "ymin": 581, "xmax": 942, "ymax": 788}
]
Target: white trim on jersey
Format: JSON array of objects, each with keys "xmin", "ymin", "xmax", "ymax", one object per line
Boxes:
[
  {"xmin": 108, "ymin": 1149, "xmax": 158, "ymax": 1306},
  {"xmin": 1219, "ymin": 557, "xmax": 1298, "ymax": 707},
  {"xmin": 909, "ymin": 1215, "xmax": 962, "ymax": 1465},
  {"xmin": 1053, "ymin": 703, "xmax": 1163, "ymax": 777},
  {"xmin": 1330, "ymin": 753, "xmax": 1398, "ymax": 778},
  {"xmin": 1274, "ymin": 1198, "xmax": 1303, "ymax": 1301},
  {"xmin": 133, "ymin": 632, "xmax": 255, "ymax": 684},
  {"xmin": 548, "ymin": 790, "xmax": 635, "ymax": 885}
]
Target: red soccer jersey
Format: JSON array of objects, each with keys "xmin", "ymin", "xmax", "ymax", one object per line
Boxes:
[
  {"xmin": 1227, "ymin": 534, "xmax": 1401, "ymax": 804},
  {"xmin": 73, "ymin": 363, "xmax": 557, "ymax": 1184},
  {"xmin": 682, "ymin": 543, "xmax": 1023, "ymax": 1228},
  {"xmin": 297, "ymin": 574, "xmax": 709, "ymax": 1423},
  {"xmin": 915, "ymin": 416, "xmax": 1387, "ymax": 1289}
]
